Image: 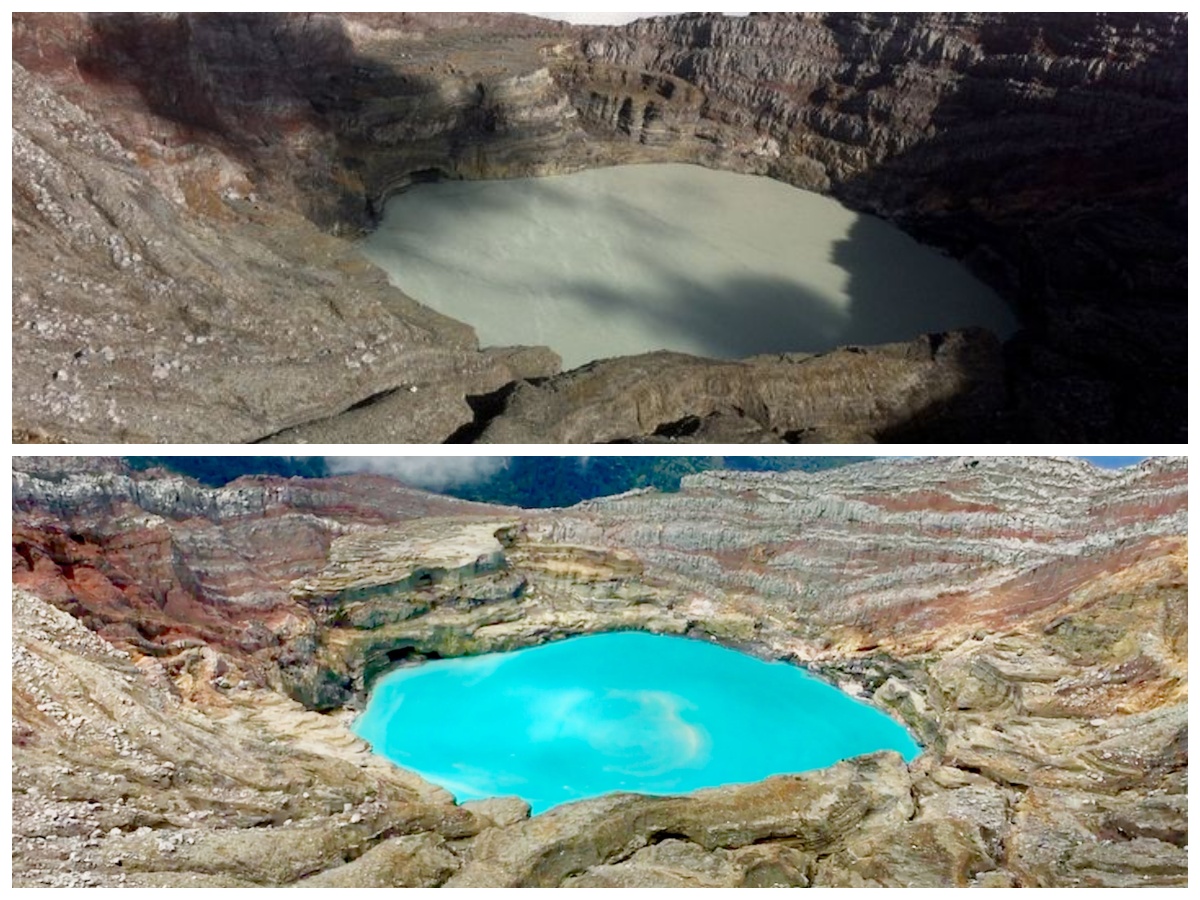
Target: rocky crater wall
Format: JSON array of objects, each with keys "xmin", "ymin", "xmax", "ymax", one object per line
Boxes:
[
  {"xmin": 10, "ymin": 457, "xmax": 1189, "ymax": 886},
  {"xmin": 11, "ymin": 12, "xmax": 1187, "ymax": 443},
  {"xmin": 578, "ymin": 13, "xmax": 1187, "ymax": 441}
]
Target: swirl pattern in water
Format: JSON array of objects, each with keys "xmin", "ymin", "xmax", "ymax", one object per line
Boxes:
[
  {"xmin": 353, "ymin": 632, "xmax": 921, "ymax": 813},
  {"xmin": 360, "ymin": 163, "xmax": 1018, "ymax": 369}
]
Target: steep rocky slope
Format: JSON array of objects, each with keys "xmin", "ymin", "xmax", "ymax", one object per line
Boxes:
[
  {"xmin": 12, "ymin": 12, "xmax": 1186, "ymax": 443},
  {"xmin": 582, "ymin": 13, "xmax": 1187, "ymax": 442},
  {"xmin": 11, "ymin": 457, "xmax": 1188, "ymax": 886}
]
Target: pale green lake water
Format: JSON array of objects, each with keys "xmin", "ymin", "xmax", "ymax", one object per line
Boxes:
[
  {"xmin": 360, "ymin": 163, "xmax": 1018, "ymax": 369},
  {"xmin": 353, "ymin": 632, "xmax": 921, "ymax": 814}
]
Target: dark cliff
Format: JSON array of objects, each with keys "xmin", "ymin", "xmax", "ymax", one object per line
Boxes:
[{"xmin": 583, "ymin": 12, "xmax": 1187, "ymax": 441}]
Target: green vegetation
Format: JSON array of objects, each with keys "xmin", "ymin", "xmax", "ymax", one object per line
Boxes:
[
  {"xmin": 124, "ymin": 456, "xmax": 328, "ymax": 486},
  {"xmin": 123, "ymin": 456, "xmax": 869, "ymax": 508},
  {"xmin": 444, "ymin": 457, "xmax": 867, "ymax": 508}
]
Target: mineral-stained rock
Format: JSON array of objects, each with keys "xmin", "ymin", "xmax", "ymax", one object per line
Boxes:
[
  {"xmin": 10, "ymin": 53, "xmax": 554, "ymax": 444},
  {"xmin": 729, "ymin": 844, "xmax": 817, "ymax": 888},
  {"xmin": 564, "ymin": 838, "xmax": 819, "ymax": 888},
  {"xmin": 10, "ymin": 457, "xmax": 1189, "ymax": 886},
  {"xmin": 1008, "ymin": 789, "xmax": 1189, "ymax": 888},
  {"xmin": 11, "ymin": 12, "xmax": 1186, "ymax": 443},
  {"xmin": 815, "ymin": 777, "xmax": 1011, "ymax": 887}
]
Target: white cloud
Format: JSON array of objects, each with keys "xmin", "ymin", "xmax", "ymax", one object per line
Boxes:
[{"xmin": 326, "ymin": 457, "xmax": 510, "ymax": 490}]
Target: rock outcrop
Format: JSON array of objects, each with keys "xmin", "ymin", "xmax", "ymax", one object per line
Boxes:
[
  {"xmin": 11, "ymin": 587, "xmax": 482, "ymax": 888},
  {"xmin": 11, "ymin": 12, "xmax": 1186, "ymax": 443},
  {"xmin": 11, "ymin": 457, "xmax": 1188, "ymax": 886}
]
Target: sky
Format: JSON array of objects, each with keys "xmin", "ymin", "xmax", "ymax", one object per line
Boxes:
[{"xmin": 1079, "ymin": 457, "xmax": 1147, "ymax": 469}]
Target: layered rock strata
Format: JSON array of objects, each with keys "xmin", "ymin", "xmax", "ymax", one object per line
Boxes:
[
  {"xmin": 11, "ymin": 457, "xmax": 1188, "ymax": 886},
  {"xmin": 581, "ymin": 13, "xmax": 1187, "ymax": 442},
  {"xmin": 12, "ymin": 12, "xmax": 1186, "ymax": 443}
]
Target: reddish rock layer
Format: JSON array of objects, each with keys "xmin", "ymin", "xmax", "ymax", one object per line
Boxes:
[{"xmin": 13, "ymin": 469, "xmax": 509, "ymax": 699}]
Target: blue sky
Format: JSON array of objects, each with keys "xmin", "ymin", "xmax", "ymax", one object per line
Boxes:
[{"xmin": 1079, "ymin": 457, "xmax": 1146, "ymax": 468}]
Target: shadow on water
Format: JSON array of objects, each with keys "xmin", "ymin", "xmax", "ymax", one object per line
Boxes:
[
  {"xmin": 369, "ymin": 165, "xmax": 1020, "ymax": 368},
  {"xmin": 565, "ymin": 271, "xmax": 848, "ymax": 360},
  {"xmin": 829, "ymin": 215, "xmax": 1019, "ymax": 349},
  {"xmin": 378, "ymin": 175, "xmax": 1017, "ymax": 364},
  {"xmin": 383, "ymin": 167, "xmax": 716, "ymax": 251},
  {"xmin": 60, "ymin": 13, "xmax": 1185, "ymax": 440}
]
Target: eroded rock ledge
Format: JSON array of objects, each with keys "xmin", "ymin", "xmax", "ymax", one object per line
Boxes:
[
  {"xmin": 11, "ymin": 457, "xmax": 1188, "ymax": 886},
  {"xmin": 12, "ymin": 12, "xmax": 1186, "ymax": 443}
]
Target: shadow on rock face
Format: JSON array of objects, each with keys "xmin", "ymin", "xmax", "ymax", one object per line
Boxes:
[
  {"xmin": 16, "ymin": 11, "xmax": 1183, "ymax": 444},
  {"xmin": 71, "ymin": 12, "xmax": 574, "ymax": 230},
  {"xmin": 832, "ymin": 15, "xmax": 1186, "ymax": 442},
  {"xmin": 456, "ymin": 329, "xmax": 1008, "ymax": 445},
  {"xmin": 77, "ymin": 13, "xmax": 366, "ymax": 151}
]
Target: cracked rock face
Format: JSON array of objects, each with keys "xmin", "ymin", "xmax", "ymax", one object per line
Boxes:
[
  {"xmin": 11, "ymin": 11, "xmax": 1186, "ymax": 443},
  {"xmin": 11, "ymin": 457, "xmax": 1188, "ymax": 886}
]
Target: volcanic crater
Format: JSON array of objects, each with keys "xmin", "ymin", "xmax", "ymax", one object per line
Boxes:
[
  {"xmin": 11, "ymin": 12, "xmax": 1187, "ymax": 443},
  {"xmin": 10, "ymin": 456, "xmax": 1189, "ymax": 886}
]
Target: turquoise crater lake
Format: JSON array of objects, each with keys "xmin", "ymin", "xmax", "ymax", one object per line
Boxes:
[{"xmin": 353, "ymin": 632, "xmax": 921, "ymax": 814}]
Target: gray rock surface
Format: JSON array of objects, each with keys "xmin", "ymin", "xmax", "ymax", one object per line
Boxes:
[{"xmin": 11, "ymin": 12, "xmax": 1186, "ymax": 443}]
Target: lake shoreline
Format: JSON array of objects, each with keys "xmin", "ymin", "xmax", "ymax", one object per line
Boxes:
[{"xmin": 361, "ymin": 163, "xmax": 1019, "ymax": 370}]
